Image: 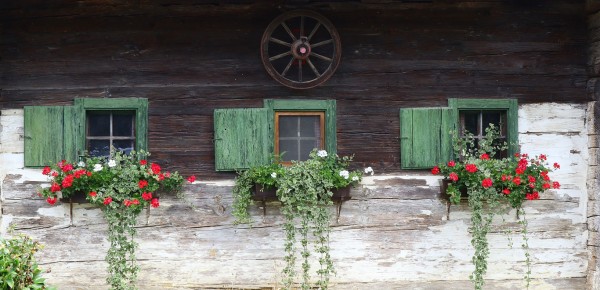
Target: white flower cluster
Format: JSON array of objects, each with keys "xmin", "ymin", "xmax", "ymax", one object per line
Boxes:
[
  {"xmin": 364, "ymin": 167, "xmax": 374, "ymax": 175},
  {"xmin": 271, "ymin": 172, "xmax": 277, "ymax": 178},
  {"xmin": 108, "ymin": 160, "xmax": 117, "ymax": 167},
  {"xmin": 339, "ymin": 170, "xmax": 349, "ymax": 179},
  {"xmin": 77, "ymin": 161, "xmax": 86, "ymax": 167},
  {"xmin": 93, "ymin": 164, "xmax": 103, "ymax": 172},
  {"xmin": 317, "ymin": 150, "xmax": 328, "ymax": 158}
]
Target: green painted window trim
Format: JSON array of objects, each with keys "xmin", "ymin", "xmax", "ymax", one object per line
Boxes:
[
  {"xmin": 448, "ymin": 98, "xmax": 518, "ymax": 155},
  {"xmin": 24, "ymin": 98, "xmax": 148, "ymax": 168},
  {"xmin": 74, "ymin": 98, "xmax": 148, "ymax": 156},
  {"xmin": 264, "ymin": 99, "xmax": 337, "ymax": 156}
]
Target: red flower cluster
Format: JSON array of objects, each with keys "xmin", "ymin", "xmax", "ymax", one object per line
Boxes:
[{"xmin": 432, "ymin": 152, "xmax": 561, "ymax": 208}]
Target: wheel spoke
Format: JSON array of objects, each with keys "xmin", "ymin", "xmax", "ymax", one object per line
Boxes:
[
  {"xmin": 306, "ymin": 58, "xmax": 321, "ymax": 77},
  {"xmin": 269, "ymin": 51, "xmax": 292, "ymax": 62},
  {"xmin": 311, "ymin": 52, "xmax": 332, "ymax": 62},
  {"xmin": 281, "ymin": 57, "xmax": 295, "ymax": 77},
  {"xmin": 281, "ymin": 22, "xmax": 297, "ymax": 41},
  {"xmin": 311, "ymin": 39, "xmax": 333, "ymax": 48},
  {"xmin": 308, "ymin": 22, "xmax": 321, "ymax": 41},
  {"xmin": 299, "ymin": 60, "xmax": 304, "ymax": 82},
  {"xmin": 300, "ymin": 16, "xmax": 304, "ymax": 37},
  {"xmin": 270, "ymin": 37, "xmax": 291, "ymax": 47}
]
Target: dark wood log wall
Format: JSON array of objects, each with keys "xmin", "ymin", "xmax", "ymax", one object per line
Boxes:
[{"xmin": 0, "ymin": 0, "xmax": 589, "ymax": 178}]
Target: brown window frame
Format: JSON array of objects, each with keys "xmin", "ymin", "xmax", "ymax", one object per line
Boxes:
[{"xmin": 274, "ymin": 111, "xmax": 325, "ymax": 164}]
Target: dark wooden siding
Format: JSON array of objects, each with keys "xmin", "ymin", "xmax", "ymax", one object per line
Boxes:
[{"xmin": 0, "ymin": 1, "xmax": 589, "ymax": 178}]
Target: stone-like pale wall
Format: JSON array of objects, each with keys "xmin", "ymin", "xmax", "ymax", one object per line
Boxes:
[{"xmin": 0, "ymin": 103, "xmax": 591, "ymax": 289}]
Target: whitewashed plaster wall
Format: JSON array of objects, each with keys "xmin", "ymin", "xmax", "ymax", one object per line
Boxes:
[{"xmin": 0, "ymin": 103, "xmax": 591, "ymax": 289}]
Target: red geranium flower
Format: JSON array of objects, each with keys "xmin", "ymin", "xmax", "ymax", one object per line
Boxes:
[
  {"xmin": 140, "ymin": 160, "xmax": 147, "ymax": 165},
  {"xmin": 526, "ymin": 192, "xmax": 539, "ymax": 200},
  {"xmin": 187, "ymin": 175, "xmax": 196, "ymax": 183},
  {"xmin": 502, "ymin": 188, "xmax": 511, "ymax": 195},
  {"xmin": 480, "ymin": 153, "xmax": 490, "ymax": 160},
  {"xmin": 124, "ymin": 199, "xmax": 132, "ymax": 207},
  {"xmin": 103, "ymin": 197, "xmax": 113, "ymax": 205},
  {"xmin": 132, "ymin": 199, "xmax": 140, "ymax": 205},
  {"xmin": 138, "ymin": 180, "xmax": 148, "ymax": 189},
  {"xmin": 449, "ymin": 172, "xmax": 459, "ymax": 182},
  {"xmin": 61, "ymin": 163, "xmax": 74, "ymax": 172},
  {"xmin": 539, "ymin": 154, "xmax": 547, "ymax": 160},
  {"xmin": 553, "ymin": 162, "xmax": 560, "ymax": 169},
  {"xmin": 46, "ymin": 197, "xmax": 57, "ymax": 205},
  {"xmin": 151, "ymin": 163, "xmax": 161, "ymax": 174},
  {"xmin": 431, "ymin": 166, "xmax": 440, "ymax": 175},
  {"xmin": 447, "ymin": 160, "xmax": 456, "ymax": 167},
  {"xmin": 142, "ymin": 192, "xmax": 153, "ymax": 201},
  {"xmin": 553, "ymin": 181, "xmax": 561, "ymax": 189},
  {"xmin": 50, "ymin": 182, "xmax": 61, "ymax": 192},
  {"xmin": 528, "ymin": 175, "xmax": 536, "ymax": 183},
  {"xmin": 513, "ymin": 176, "xmax": 522, "ymax": 185},
  {"xmin": 465, "ymin": 164, "xmax": 477, "ymax": 173},
  {"xmin": 151, "ymin": 198, "xmax": 160, "ymax": 208},
  {"xmin": 482, "ymin": 178, "xmax": 493, "ymax": 188},
  {"xmin": 89, "ymin": 191, "xmax": 97, "ymax": 197},
  {"xmin": 542, "ymin": 183, "xmax": 551, "ymax": 189},
  {"xmin": 42, "ymin": 166, "xmax": 51, "ymax": 175}
]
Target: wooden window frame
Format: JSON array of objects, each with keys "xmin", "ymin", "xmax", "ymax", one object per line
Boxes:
[
  {"xmin": 449, "ymin": 98, "xmax": 518, "ymax": 156},
  {"xmin": 274, "ymin": 111, "xmax": 325, "ymax": 164},
  {"xmin": 86, "ymin": 110, "xmax": 137, "ymax": 157}
]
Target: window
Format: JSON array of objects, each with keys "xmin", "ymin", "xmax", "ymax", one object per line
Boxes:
[
  {"xmin": 214, "ymin": 99, "xmax": 336, "ymax": 171},
  {"xmin": 86, "ymin": 111, "xmax": 136, "ymax": 157},
  {"xmin": 459, "ymin": 110, "xmax": 508, "ymax": 158},
  {"xmin": 275, "ymin": 112, "xmax": 325, "ymax": 162},
  {"xmin": 400, "ymin": 98, "xmax": 517, "ymax": 169},
  {"xmin": 24, "ymin": 98, "xmax": 148, "ymax": 167}
]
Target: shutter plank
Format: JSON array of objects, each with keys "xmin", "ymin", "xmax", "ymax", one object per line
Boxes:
[
  {"xmin": 400, "ymin": 107, "xmax": 454, "ymax": 169},
  {"xmin": 24, "ymin": 106, "xmax": 65, "ymax": 167},
  {"xmin": 214, "ymin": 108, "xmax": 269, "ymax": 171}
]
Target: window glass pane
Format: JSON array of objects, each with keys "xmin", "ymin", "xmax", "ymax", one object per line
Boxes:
[
  {"xmin": 279, "ymin": 116, "xmax": 297, "ymax": 138},
  {"xmin": 88, "ymin": 113, "xmax": 110, "ymax": 136},
  {"xmin": 482, "ymin": 111, "xmax": 501, "ymax": 132},
  {"xmin": 300, "ymin": 116, "xmax": 320, "ymax": 137},
  {"xmin": 300, "ymin": 140, "xmax": 319, "ymax": 161},
  {"xmin": 113, "ymin": 140, "xmax": 135, "ymax": 155},
  {"xmin": 462, "ymin": 111, "xmax": 479, "ymax": 135},
  {"xmin": 88, "ymin": 140, "xmax": 110, "ymax": 157},
  {"xmin": 113, "ymin": 113, "xmax": 134, "ymax": 137},
  {"xmin": 279, "ymin": 140, "xmax": 299, "ymax": 161}
]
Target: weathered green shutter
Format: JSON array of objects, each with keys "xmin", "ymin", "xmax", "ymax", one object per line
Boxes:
[
  {"xmin": 214, "ymin": 108, "xmax": 270, "ymax": 171},
  {"xmin": 400, "ymin": 107, "xmax": 454, "ymax": 169},
  {"xmin": 24, "ymin": 106, "xmax": 77, "ymax": 167}
]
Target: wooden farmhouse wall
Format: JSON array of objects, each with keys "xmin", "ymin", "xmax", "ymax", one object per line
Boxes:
[{"xmin": 1, "ymin": 0, "xmax": 598, "ymax": 289}]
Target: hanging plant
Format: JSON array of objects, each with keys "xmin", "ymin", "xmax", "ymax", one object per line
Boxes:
[
  {"xmin": 432, "ymin": 125, "xmax": 560, "ymax": 290},
  {"xmin": 233, "ymin": 149, "xmax": 373, "ymax": 289},
  {"xmin": 39, "ymin": 149, "xmax": 194, "ymax": 290}
]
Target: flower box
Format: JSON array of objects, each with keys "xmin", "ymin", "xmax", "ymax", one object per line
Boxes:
[
  {"xmin": 331, "ymin": 186, "xmax": 352, "ymax": 202},
  {"xmin": 440, "ymin": 179, "xmax": 468, "ymax": 201},
  {"xmin": 59, "ymin": 191, "xmax": 88, "ymax": 203},
  {"xmin": 252, "ymin": 183, "xmax": 278, "ymax": 202}
]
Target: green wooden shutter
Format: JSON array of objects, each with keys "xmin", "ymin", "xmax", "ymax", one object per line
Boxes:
[
  {"xmin": 400, "ymin": 107, "xmax": 455, "ymax": 169},
  {"xmin": 214, "ymin": 108, "xmax": 270, "ymax": 171},
  {"xmin": 24, "ymin": 106, "xmax": 77, "ymax": 167}
]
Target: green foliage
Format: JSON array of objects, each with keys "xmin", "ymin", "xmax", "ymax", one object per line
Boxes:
[
  {"xmin": 233, "ymin": 149, "xmax": 372, "ymax": 289},
  {"xmin": 37, "ymin": 149, "xmax": 189, "ymax": 290},
  {"xmin": 432, "ymin": 124, "xmax": 560, "ymax": 290},
  {"xmin": 0, "ymin": 233, "xmax": 55, "ymax": 290}
]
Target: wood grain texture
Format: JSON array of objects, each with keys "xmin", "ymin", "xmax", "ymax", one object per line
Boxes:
[{"xmin": 0, "ymin": 0, "xmax": 589, "ymax": 178}]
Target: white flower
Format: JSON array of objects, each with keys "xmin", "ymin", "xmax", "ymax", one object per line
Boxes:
[
  {"xmin": 107, "ymin": 160, "xmax": 117, "ymax": 167},
  {"xmin": 364, "ymin": 166, "xmax": 374, "ymax": 175},
  {"xmin": 339, "ymin": 170, "xmax": 349, "ymax": 179},
  {"xmin": 77, "ymin": 161, "xmax": 86, "ymax": 167},
  {"xmin": 351, "ymin": 176, "xmax": 359, "ymax": 181},
  {"xmin": 271, "ymin": 172, "xmax": 277, "ymax": 178},
  {"xmin": 93, "ymin": 164, "xmax": 103, "ymax": 172},
  {"xmin": 317, "ymin": 150, "xmax": 328, "ymax": 158}
]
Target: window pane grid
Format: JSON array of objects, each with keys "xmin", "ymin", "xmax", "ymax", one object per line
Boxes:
[
  {"xmin": 275, "ymin": 112, "xmax": 325, "ymax": 162},
  {"xmin": 459, "ymin": 110, "xmax": 507, "ymax": 158},
  {"xmin": 86, "ymin": 111, "xmax": 135, "ymax": 156}
]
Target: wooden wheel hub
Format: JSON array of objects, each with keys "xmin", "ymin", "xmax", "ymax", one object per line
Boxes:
[{"xmin": 292, "ymin": 37, "xmax": 311, "ymax": 60}]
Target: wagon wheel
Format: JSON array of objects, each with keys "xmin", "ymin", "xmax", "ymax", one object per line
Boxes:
[{"xmin": 260, "ymin": 10, "xmax": 342, "ymax": 89}]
